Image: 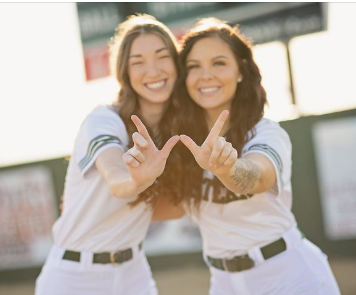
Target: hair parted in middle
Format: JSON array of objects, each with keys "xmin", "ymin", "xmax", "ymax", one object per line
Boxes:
[
  {"xmin": 176, "ymin": 17, "xmax": 268, "ymax": 206},
  {"xmin": 109, "ymin": 14, "xmax": 182, "ymax": 206},
  {"xmin": 109, "ymin": 14, "xmax": 180, "ymax": 142}
]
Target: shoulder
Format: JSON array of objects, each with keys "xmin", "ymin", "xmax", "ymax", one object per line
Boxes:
[
  {"xmin": 86, "ymin": 104, "xmax": 122, "ymax": 120},
  {"xmin": 254, "ymin": 118, "xmax": 289, "ymax": 139},
  {"xmin": 243, "ymin": 118, "xmax": 291, "ymax": 153},
  {"xmin": 82, "ymin": 104, "xmax": 126, "ymax": 129},
  {"xmin": 255, "ymin": 118, "xmax": 281, "ymax": 130},
  {"xmin": 75, "ymin": 104, "xmax": 129, "ymax": 148}
]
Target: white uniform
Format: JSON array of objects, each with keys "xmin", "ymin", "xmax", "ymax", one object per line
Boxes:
[
  {"xmin": 187, "ymin": 118, "xmax": 341, "ymax": 295},
  {"xmin": 35, "ymin": 105, "xmax": 157, "ymax": 295}
]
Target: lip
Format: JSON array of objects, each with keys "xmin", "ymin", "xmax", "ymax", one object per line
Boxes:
[{"xmin": 144, "ymin": 79, "xmax": 167, "ymax": 91}]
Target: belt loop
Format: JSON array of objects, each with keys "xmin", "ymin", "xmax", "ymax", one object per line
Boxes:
[
  {"xmin": 51, "ymin": 245, "xmax": 65, "ymax": 267},
  {"xmin": 248, "ymin": 245, "xmax": 264, "ymax": 265},
  {"xmin": 110, "ymin": 252, "xmax": 115, "ymax": 264},
  {"xmin": 222, "ymin": 259, "xmax": 230, "ymax": 272},
  {"xmin": 81, "ymin": 251, "xmax": 92, "ymax": 270},
  {"xmin": 282, "ymin": 226, "xmax": 303, "ymax": 251}
]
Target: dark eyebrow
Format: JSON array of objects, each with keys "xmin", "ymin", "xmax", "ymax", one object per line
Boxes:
[
  {"xmin": 129, "ymin": 47, "xmax": 168, "ymax": 59},
  {"xmin": 213, "ymin": 55, "xmax": 228, "ymax": 60},
  {"xmin": 156, "ymin": 47, "xmax": 169, "ymax": 53},
  {"xmin": 129, "ymin": 54, "xmax": 142, "ymax": 59},
  {"xmin": 186, "ymin": 55, "xmax": 228, "ymax": 63}
]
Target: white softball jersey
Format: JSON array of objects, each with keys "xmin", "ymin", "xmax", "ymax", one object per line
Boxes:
[
  {"xmin": 52, "ymin": 105, "xmax": 153, "ymax": 252},
  {"xmin": 188, "ymin": 118, "xmax": 297, "ymax": 258}
]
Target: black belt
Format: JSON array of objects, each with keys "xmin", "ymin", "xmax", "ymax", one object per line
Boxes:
[
  {"xmin": 207, "ymin": 238, "xmax": 287, "ymax": 272},
  {"xmin": 62, "ymin": 242, "xmax": 143, "ymax": 264}
]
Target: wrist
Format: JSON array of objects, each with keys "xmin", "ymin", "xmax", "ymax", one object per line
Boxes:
[
  {"xmin": 130, "ymin": 177, "xmax": 155, "ymax": 193},
  {"xmin": 212, "ymin": 161, "xmax": 236, "ymax": 179}
]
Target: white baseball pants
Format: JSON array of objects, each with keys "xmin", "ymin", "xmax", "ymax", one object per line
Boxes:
[
  {"xmin": 35, "ymin": 244, "xmax": 157, "ymax": 295},
  {"xmin": 207, "ymin": 227, "xmax": 341, "ymax": 295}
]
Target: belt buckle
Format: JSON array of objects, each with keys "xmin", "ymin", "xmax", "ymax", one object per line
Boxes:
[{"xmin": 110, "ymin": 252, "xmax": 116, "ymax": 264}]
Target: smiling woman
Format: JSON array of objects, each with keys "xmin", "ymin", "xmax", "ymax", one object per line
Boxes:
[
  {"xmin": 34, "ymin": 14, "xmax": 183, "ymax": 295},
  {"xmin": 176, "ymin": 17, "xmax": 341, "ymax": 295},
  {"xmin": 185, "ymin": 37, "xmax": 242, "ymax": 120},
  {"xmin": 128, "ymin": 34, "xmax": 178, "ymax": 109},
  {"xmin": 110, "ymin": 15, "xmax": 180, "ymax": 141}
]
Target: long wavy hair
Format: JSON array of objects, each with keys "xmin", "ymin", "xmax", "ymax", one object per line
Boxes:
[
  {"xmin": 109, "ymin": 14, "xmax": 182, "ymax": 207},
  {"xmin": 176, "ymin": 18, "xmax": 268, "ymax": 207}
]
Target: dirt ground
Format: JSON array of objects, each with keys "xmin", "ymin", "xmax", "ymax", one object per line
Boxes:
[{"xmin": 0, "ymin": 257, "xmax": 355, "ymax": 295}]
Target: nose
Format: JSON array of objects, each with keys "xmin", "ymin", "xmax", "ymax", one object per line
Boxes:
[
  {"xmin": 201, "ymin": 66, "xmax": 213, "ymax": 81},
  {"xmin": 146, "ymin": 61, "xmax": 160, "ymax": 77}
]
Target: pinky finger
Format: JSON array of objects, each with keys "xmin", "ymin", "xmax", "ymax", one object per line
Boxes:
[
  {"xmin": 223, "ymin": 149, "xmax": 238, "ymax": 167},
  {"xmin": 123, "ymin": 154, "xmax": 140, "ymax": 168}
]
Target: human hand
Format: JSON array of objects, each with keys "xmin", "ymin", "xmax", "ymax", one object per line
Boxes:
[
  {"xmin": 180, "ymin": 110, "xmax": 238, "ymax": 176},
  {"xmin": 123, "ymin": 115, "xmax": 179, "ymax": 187}
]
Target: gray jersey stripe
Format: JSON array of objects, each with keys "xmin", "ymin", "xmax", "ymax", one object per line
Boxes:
[
  {"xmin": 79, "ymin": 135, "xmax": 124, "ymax": 171},
  {"xmin": 247, "ymin": 144, "xmax": 283, "ymax": 171},
  {"xmin": 247, "ymin": 144, "xmax": 284, "ymax": 189}
]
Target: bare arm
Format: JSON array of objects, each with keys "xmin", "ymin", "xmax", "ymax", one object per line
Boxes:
[
  {"xmin": 215, "ymin": 153, "xmax": 277, "ymax": 194},
  {"xmin": 180, "ymin": 110, "xmax": 277, "ymax": 195},
  {"xmin": 95, "ymin": 147, "xmax": 153, "ymax": 199},
  {"xmin": 98, "ymin": 115, "xmax": 179, "ymax": 200}
]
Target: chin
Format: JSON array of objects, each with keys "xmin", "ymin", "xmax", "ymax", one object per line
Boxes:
[
  {"xmin": 196, "ymin": 101, "xmax": 218, "ymax": 109},
  {"xmin": 153, "ymin": 96, "xmax": 171, "ymax": 104}
]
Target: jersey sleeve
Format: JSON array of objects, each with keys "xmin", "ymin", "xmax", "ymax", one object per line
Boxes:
[
  {"xmin": 242, "ymin": 119, "xmax": 292, "ymax": 196},
  {"xmin": 73, "ymin": 106, "xmax": 129, "ymax": 177}
]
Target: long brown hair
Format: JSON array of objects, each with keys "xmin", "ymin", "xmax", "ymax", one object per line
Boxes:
[
  {"xmin": 109, "ymin": 14, "xmax": 182, "ymax": 206},
  {"xmin": 176, "ymin": 18, "xmax": 268, "ymax": 206}
]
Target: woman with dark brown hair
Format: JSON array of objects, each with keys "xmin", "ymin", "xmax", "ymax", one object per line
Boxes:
[
  {"xmin": 177, "ymin": 18, "xmax": 341, "ymax": 295},
  {"xmin": 35, "ymin": 14, "xmax": 183, "ymax": 295}
]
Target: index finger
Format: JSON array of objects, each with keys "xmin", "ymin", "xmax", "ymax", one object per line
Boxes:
[
  {"xmin": 131, "ymin": 115, "xmax": 153, "ymax": 143},
  {"xmin": 204, "ymin": 110, "xmax": 229, "ymax": 146}
]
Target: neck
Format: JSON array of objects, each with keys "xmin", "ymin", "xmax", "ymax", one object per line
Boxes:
[
  {"xmin": 205, "ymin": 108, "xmax": 230, "ymax": 136},
  {"xmin": 139, "ymin": 100, "xmax": 168, "ymax": 137}
]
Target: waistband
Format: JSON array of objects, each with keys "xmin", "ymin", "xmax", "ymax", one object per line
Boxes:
[
  {"xmin": 206, "ymin": 226, "xmax": 304, "ymax": 272},
  {"xmin": 47, "ymin": 242, "xmax": 144, "ymax": 269}
]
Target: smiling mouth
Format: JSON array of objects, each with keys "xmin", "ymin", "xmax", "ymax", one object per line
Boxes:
[
  {"xmin": 145, "ymin": 80, "xmax": 167, "ymax": 90},
  {"xmin": 199, "ymin": 86, "xmax": 220, "ymax": 94}
]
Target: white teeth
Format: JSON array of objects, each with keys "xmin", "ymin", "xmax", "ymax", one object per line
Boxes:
[
  {"xmin": 200, "ymin": 87, "xmax": 219, "ymax": 94},
  {"xmin": 146, "ymin": 80, "xmax": 165, "ymax": 89}
]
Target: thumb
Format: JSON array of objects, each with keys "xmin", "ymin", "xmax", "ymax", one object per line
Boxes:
[
  {"xmin": 160, "ymin": 135, "xmax": 180, "ymax": 159},
  {"xmin": 180, "ymin": 135, "xmax": 200, "ymax": 158}
]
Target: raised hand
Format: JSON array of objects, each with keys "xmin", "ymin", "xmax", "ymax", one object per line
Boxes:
[
  {"xmin": 180, "ymin": 110, "xmax": 238, "ymax": 175},
  {"xmin": 123, "ymin": 115, "xmax": 179, "ymax": 187}
]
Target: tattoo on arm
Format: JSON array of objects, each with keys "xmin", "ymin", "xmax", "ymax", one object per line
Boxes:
[{"xmin": 229, "ymin": 159, "xmax": 260, "ymax": 191}]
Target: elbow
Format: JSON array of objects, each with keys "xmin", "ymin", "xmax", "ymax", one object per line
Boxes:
[
  {"xmin": 228, "ymin": 178, "xmax": 263, "ymax": 195},
  {"xmin": 108, "ymin": 184, "xmax": 132, "ymax": 199},
  {"xmin": 108, "ymin": 183, "xmax": 120, "ymax": 198}
]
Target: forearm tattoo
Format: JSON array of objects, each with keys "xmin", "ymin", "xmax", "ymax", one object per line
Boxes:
[{"xmin": 229, "ymin": 159, "xmax": 260, "ymax": 191}]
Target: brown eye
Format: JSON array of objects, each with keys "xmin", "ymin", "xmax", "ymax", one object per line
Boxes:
[
  {"xmin": 187, "ymin": 64, "xmax": 199, "ymax": 71},
  {"xmin": 214, "ymin": 61, "xmax": 225, "ymax": 66},
  {"xmin": 131, "ymin": 61, "xmax": 143, "ymax": 66}
]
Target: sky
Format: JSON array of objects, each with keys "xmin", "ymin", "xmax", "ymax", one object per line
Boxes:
[{"xmin": 0, "ymin": 3, "xmax": 356, "ymax": 167}]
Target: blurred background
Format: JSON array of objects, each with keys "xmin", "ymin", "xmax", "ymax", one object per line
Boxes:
[{"xmin": 0, "ymin": 2, "xmax": 355, "ymax": 295}]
